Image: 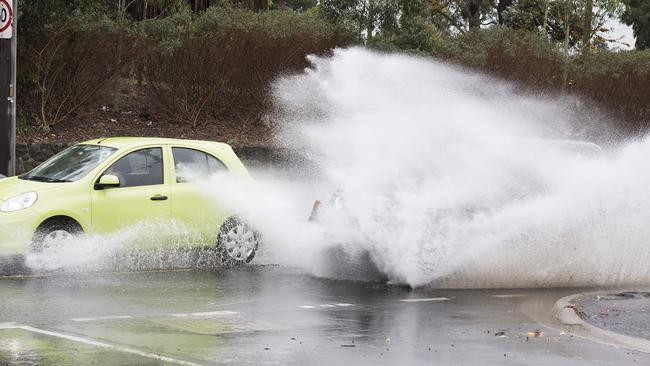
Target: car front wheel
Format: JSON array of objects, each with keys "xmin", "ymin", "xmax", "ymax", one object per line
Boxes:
[
  {"xmin": 216, "ymin": 217, "xmax": 260, "ymax": 266},
  {"xmin": 31, "ymin": 220, "xmax": 83, "ymax": 254}
]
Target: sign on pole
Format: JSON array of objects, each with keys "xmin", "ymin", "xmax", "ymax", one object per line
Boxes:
[
  {"xmin": 0, "ymin": 0, "xmax": 13, "ymax": 39},
  {"xmin": 0, "ymin": 0, "xmax": 14, "ymax": 176}
]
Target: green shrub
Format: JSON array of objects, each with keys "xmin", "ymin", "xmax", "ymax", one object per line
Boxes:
[
  {"xmin": 432, "ymin": 27, "xmax": 650, "ymax": 134},
  {"xmin": 142, "ymin": 5, "xmax": 349, "ymax": 126},
  {"xmin": 434, "ymin": 27, "xmax": 565, "ymax": 91}
]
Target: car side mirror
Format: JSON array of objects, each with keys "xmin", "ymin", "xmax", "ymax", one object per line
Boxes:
[{"xmin": 95, "ymin": 175, "xmax": 120, "ymax": 190}]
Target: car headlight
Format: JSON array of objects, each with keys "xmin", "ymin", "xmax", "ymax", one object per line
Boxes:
[{"xmin": 0, "ymin": 192, "xmax": 38, "ymax": 212}]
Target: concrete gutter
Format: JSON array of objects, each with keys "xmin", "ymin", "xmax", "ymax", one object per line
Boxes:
[{"xmin": 553, "ymin": 292, "xmax": 650, "ymax": 353}]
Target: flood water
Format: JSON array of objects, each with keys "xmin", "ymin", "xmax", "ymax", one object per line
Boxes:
[{"xmin": 0, "ymin": 266, "xmax": 647, "ymax": 365}]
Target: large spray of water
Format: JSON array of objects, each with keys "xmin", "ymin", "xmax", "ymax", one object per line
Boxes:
[
  {"xmin": 205, "ymin": 47, "xmax": 650, "ymax": 288},
  {"xmin": 23, "ymin": 47, "xmax": 650, "ymax": 289}
]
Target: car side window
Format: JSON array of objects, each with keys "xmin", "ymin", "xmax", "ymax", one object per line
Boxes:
[
  {"xmin": 103, "ymin": 148, "xmax": 164, "ymax": 188},
  {"xmin": 172, "ymin": 147, "xmax": 228, "ymax": 183}
]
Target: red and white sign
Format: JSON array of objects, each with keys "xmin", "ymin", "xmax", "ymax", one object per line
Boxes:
[{"xmin": 0, "ymin": 0, "xmax": 13, "ymax": 39}]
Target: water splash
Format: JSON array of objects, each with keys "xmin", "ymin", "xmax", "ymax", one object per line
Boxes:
[
  {"xmin": 24, "ymin": 220, "xmax": 224, "ymax": 273},
  {"xmin": 20, "ymin": 47, "xmax": 650, "ymax": 289},
  {"xmin": 206, "ymin": 47, "xmax": 650, "ymax": 288}
]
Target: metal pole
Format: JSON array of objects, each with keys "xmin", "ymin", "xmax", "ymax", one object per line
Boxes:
[
  {"xmin": 0, "ymin": 0, "xmax": 15, "ymax": 177},
  {"xmin": 10, "ymin": 0, "xmax": 15, "ymax": 176}
]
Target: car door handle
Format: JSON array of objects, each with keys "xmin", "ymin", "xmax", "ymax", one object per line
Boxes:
[{"xmin": 151, "ymin": 195, "xmax": 168, "ymax": 201}]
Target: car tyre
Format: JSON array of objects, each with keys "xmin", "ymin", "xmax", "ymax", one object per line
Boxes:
[
  {"xmin": 31, "ymin": 220, "xmax": 83, "ymax": 254},
  {"xmin": 216, "ymin": 217, "xmax": 260, "ymax": 266}
]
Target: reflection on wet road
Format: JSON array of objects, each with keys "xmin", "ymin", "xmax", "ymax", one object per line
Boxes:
[{"xmin": 0, "ymin": 267, "xmax": 647, "ymax": 365}]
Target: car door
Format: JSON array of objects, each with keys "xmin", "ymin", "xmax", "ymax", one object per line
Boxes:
[
  {"xmin": 168, "ymin": 146, "xmax": 229, "ymax": 244},
  {"xmin": 91, "ymin": 147, "xmax": 171, "ymax": 235}
]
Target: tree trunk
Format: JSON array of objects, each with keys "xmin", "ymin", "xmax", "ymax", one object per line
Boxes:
[
  {"xmin": 250, "ymin": 0, "xmax": 268, "ymax": 11},
  {"xmin": 561, "ymin": 4, "xmax": 571, "ymax": 97},
  {"xmin": 582, "ymin": 0, "xmax": 593, "ymax": 49},
  {"xmin": 467, "ymin": 0, "xmax": 482, "ymax": 29},
  {"xmin": 542, "ymin": 0, "xmax": 549, "ymax": 39},
  {"xmin": 496, "ymin": 0, "xmax": 514, "ymax": 25},
  {"xmin": 113, "ymin": 0, "xmax": 125, "ymax": 113},
  {"xmin": 366, "ymin": 0, "xmax": 374, "ymax": 42}
]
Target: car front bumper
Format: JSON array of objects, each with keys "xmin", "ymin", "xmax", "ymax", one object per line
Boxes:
[{"xmin": 0, "ymin": 212, "xmax": 35, "ymax": 256}]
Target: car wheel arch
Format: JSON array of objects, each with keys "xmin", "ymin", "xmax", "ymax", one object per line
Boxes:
[{"xmin": 35, "ymin": 216, "xmax": 84, "ymax": 235}]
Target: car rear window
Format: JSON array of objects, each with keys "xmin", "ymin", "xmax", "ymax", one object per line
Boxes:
[{"xmin": 172, "ymin": 147, "xmax": 228, "ymax": 183}]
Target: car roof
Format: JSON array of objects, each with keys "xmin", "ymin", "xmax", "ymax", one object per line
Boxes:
[{"xmin": 80, "ymin": 137, "xmax": 232, "ymax": 150}]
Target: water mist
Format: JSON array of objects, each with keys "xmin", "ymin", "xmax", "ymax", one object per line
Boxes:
[{"xmin": 205, "ymin": 47, "xmax": 650, "ymax": 289}]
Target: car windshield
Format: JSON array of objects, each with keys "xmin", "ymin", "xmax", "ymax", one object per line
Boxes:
[{"xmin": 20, "ymin": 145, "xmax": 117, "ymax": 183}]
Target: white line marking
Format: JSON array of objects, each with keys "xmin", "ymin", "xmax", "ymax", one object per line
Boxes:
[
  {"xmin": 492, "ymin": 294, "xmax": 528, "ymax": 298},
  {"xmin": 399, "ymin": 297, "xmax": 451, "ymax": 303},
  {"xmin": 71, "ymin": 316, "xmax": 134, "ymax": 322},
  {"xmin": 0, "ymin": 322, "xmax": 16, "ymax": 329},
  {"xmin": 300, "ymin": 303, "xmax": 356, "ymax": 309},
  {"xmin": 3, "ymin": 324, "xmax": 203, "ymax": 366},
  {"xmin": 170, "ymin": 311, "xmax": 239, "ymax": 318}
]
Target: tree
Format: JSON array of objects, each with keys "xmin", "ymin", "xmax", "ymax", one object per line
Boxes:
[
  {"xmin": 429, "ymin": 0, "xmax": 494, "ymax": 32},
  {"xmin": 367, "ymin": 0, "xmax": 442, "ymax": 51},
  {"xmin": 278, "ymin": 0, "xmax": 318, "ymax": 11},
  {"xmin": 622, "ymin": 0, "xmax": 650, "ymax": 49},
  {"xmin": 508, "ymin": 0, "xmax": 623, "ymax": 48},
  {"xmin": 496, "ymin": 0, "xmax": 515, "ymax": 25},
  {"xmin": 319, "ymin": 0, "xmax": 401, "ymax": 42}
]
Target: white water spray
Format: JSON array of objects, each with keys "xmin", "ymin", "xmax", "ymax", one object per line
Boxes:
[
  {"xmin": 207, "ymin": 48, "xmax": 650, "ymax": 288},
  {"xmin": 24, "ymin": 48, "xmax": 650, "ymax": 289}
]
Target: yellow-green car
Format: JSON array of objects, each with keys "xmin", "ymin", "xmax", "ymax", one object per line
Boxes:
[{"xmin": 0, "ymin": 137, "xmax": 260, "ymax": 264}]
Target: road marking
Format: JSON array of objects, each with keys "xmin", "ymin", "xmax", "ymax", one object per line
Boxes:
[
  {"xmin": 399, "ymin": 297, "xmax": 451, "ymax": 302},
  {"xmin": 68, "ymin": 311, "xmax": 238, "ymax": 323},
  {"xmin": 299, "ymin": 303, "xmax": 356, "ymax": 309},
  {"xmin": 492, "ymin": 294, "xmax": 528, "ymax": 298},
  {"xmin": 0, "ymin": 322, "xmax": 16, "ymax": 329},
  {"xmin": 170, "ymin": 311, "xmax": 239, "ymax": 318},
  {"xmin": 71, "ymin": 315, "xmax": 134, "ymax": 322},
  {"xmin": 2, "ymin": 324, "xmax": 204, "ymax": 366}
]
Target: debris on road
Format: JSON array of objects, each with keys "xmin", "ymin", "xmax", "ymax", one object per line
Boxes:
[{"xmin": 527, "ymin": 330, "xmax": 543, "ymax": 338}]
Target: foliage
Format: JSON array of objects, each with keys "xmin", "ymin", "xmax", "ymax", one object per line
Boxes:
[
  {"xmin": 436, "ymin": 26, "xmax": 564, "ymax": 85},
  {"xmin": 12, "ymin": 0, "xmax": 650, "ymax": 138},
  {"xmin": 429, "ymin": 0, "xmax": 494, "ymax": 31},
  {"xmin": 622, "ymin": 0, "xmax": 650, "ymax": 49},
  {"xmin": 17, "ymin": 1, "xmax": 138, "ymax": 130},
  {"xmin": 143, "ymin": 4, "xmax": 347, "ymax": 126},
  {"xmin": 506, "ymin": 0, "xmax": 624, "ymax": 48},
  {"xmin": 435, "ymin": 26, "xmax": 650, "ymax": 132},
  {"xmin": 276, "ymin": 0, "xmax": 318, "ymax": 11}
]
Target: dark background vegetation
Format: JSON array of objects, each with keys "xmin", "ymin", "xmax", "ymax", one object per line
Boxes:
[{"xmin": 14, "ymin": 0, "xmax": 650, "ymax": 145}]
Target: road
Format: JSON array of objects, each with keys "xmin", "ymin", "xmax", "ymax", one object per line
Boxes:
[{"xmin": 0, "ymin": 266, "xmax": 647, "ymax": 365}]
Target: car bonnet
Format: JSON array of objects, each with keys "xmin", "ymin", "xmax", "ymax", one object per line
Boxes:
[{"xmin": 0, "ymin": 176, "xmax": 70, "ymax": 201}]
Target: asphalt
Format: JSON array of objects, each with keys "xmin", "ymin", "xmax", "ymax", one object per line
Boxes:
[
  {"xmin": 0, "ymin": 266, "xmax": 648, "ymax": 365},
  {"xmin": 575, "ymin": 291, "xmax": 650, "ymax": 340}
]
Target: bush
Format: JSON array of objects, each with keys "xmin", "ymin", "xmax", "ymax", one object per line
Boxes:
[
  {"xmin": 434, "ymin": 27, "xmax": 565, "ymax": 91},
  {"xmin": 143, "ymin": 5, "xmax": 349, "ymax": 127},
  {"xmin": 18, "ymin": 10, "xmax": 137, "ymax": 130},
  {"xmin": 572, "ymin": 50, "xmax": 650, "ymax": 129},
  {"xmin": 433, "ymin": 27, "xmax": 650, "ymax": 134}
]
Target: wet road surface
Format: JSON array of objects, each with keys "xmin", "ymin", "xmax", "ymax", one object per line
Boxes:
[
  {"xmin": 0, "ymin": 266, "xmax": 648, "ymax": 365},
  {"xmin": 577, "ymin": 291, "xmax": 650, "ymax": 340}
]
